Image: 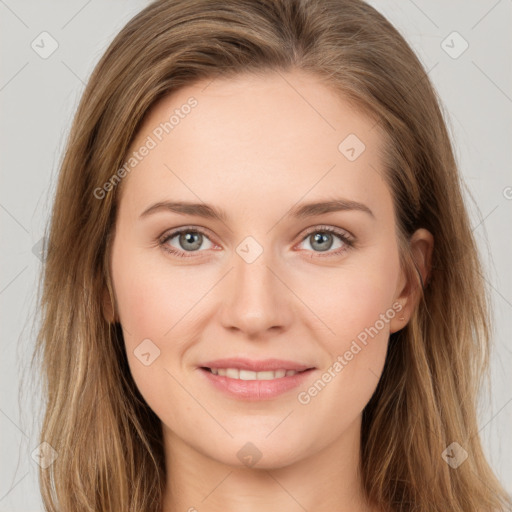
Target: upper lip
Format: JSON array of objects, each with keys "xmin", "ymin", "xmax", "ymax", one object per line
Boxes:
[{"xmin": 200, "ymin": 358, "xmax": 315, "ymax": 372}]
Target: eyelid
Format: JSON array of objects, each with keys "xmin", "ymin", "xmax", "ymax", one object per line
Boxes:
[
  {"xmin": 158, "ymin": 224, "xmax": 355, "ymax": 258},
  {"xmin": 298, "ymin": 224, "xmax": 354, "ymax": 242},
  {"xmin": 158, "ymin": 225, "xmax": 219, "ymax": 257},
  {"xmin": 159, "ymin": 225, "xmax": 214, "ymax": 243},
  {"xmin": 293, "ymin": 224, "xmax": 354, "ymax": 257}
]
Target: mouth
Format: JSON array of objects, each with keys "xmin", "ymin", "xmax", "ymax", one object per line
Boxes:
[
  {"xmin": 200, "ymin": 367, "xmax": 311, "ymax": 380},
  {"xmin": 198, "ymin": 364, "xmax": 316, "ymax": 401}
]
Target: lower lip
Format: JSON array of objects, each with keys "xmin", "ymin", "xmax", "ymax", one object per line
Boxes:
[{"xmin": 199, "ymin": 367, "xmax": 315, "ymax": 401}]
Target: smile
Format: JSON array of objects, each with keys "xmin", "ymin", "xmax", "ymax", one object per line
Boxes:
[
  {"xmin": 205, "ymin": 367, "xmax": 304, "ymax": 380},
  {"xmin": 199, "ymin": 367, "xmax": 315, "ymax": 400}
]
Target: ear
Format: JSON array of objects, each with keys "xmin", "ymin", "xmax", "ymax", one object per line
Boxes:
[{"xmin": 389, "ymin": 228, "xmax": 434, "ymax": 333}]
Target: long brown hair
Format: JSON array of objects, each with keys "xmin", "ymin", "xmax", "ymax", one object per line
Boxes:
[{"xmin": 32, "ymin": 0, "xmax": 511, "ymax": 510}]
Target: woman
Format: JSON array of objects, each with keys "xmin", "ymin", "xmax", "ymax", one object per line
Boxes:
[{"xmin": 33, "ymin": 0, "xmax": 512, "ymax": 510}]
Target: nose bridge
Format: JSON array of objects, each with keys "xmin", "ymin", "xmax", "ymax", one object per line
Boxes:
[{"xmin": 219, "ymin": 239, "xmax": 290, "ymax": 335}]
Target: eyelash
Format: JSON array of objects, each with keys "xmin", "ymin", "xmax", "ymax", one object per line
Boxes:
[{"xmin": 158, "ymin": 224, "xmax": 355, "ymax": 259}]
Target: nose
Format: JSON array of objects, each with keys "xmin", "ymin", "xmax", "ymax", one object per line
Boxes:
[{"xmin": 219, "ymin": 254, "xmax": 293, "ymax": 338}]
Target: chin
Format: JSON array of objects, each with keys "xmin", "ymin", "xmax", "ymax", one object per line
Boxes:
[{"xmin": 208, "ymin": 437, "xmax": 307, "ymax": 470}]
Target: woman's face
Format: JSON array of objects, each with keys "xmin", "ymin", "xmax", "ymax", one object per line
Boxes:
[{"xmin": 108, "ymin": 69, "xmax": 416, "ymax": 468}]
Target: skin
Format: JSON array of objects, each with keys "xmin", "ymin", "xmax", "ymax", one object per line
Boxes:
[{"xmin": 105, "ymin": 69, "xmax": 433, "ymax": 512}]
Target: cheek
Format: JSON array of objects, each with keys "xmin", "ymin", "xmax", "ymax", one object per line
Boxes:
[
  {"xmin": 111, "ymin": 251, "xmax": 197, "ymax": 422},
  {"xmin": 302, "ymin": 246, "xmax": 400, "ymax": 380},
  {"xmin": 293, "ymin": 269, "xmax": 397, "ymax": 431},
  {"xmin": 312, "ymin": 257, "xmax": 399, "ymax": 337},
  {"xmin": 112, "ymin": 242, "xmax": 203, "ymax": 339},
  {"xmin": 111, "ymin": 243, "xmax": 211, "ymax": 393}
]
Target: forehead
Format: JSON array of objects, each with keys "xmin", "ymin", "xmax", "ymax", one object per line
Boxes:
[{"xmin": 118, "ymin": 69, "xmax": 391, "ymax": 222}]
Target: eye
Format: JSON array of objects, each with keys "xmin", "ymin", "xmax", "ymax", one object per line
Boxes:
[
  {"xmin": 159, "ymin": 227, "xmax": 216, "ymax": 258},
  {"xmin": 296, "ymin": 225, "xmax": 354, "ymax": 257},
  {"xmin": 158, "ymin": 224, "xmax": 355, "ymax": 259}
]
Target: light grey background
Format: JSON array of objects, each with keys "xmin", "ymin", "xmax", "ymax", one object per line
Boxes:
[{"xmin": 1, "ymin": 1, "xmax": 511, "ymax": 510}]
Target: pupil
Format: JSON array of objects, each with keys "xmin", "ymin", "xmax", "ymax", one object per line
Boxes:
[
  {"xmin": 181, "ymin": 232, "xmax": 202, "ymax": 251},
  {"xmin": 312, "ymin": 232, "xmax": 332, "ymax": 252}
]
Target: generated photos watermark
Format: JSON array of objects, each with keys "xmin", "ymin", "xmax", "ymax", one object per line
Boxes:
[
  {"xmin": 297, "ymin": 301, "xmax": 403, "ymax": 405},
  {"xmin": 93, "ymin": 96, "xmax": 198, "ymax": 199}
]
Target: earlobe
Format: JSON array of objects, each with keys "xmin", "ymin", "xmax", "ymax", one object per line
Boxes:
[
  {"xmin": 389, "ymin": 300, "xmax": 407, "ymax": 334},
  {"xmin": 389, "ymin": 228, "xmax": 434, "ymax": 333}
]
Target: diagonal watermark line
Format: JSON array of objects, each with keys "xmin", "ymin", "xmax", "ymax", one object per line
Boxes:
[
  {"xmin": 368, "ymin": 117, "xmax": 382, "ymax": 134},
  {"xmin": 0, "ymin": 266, "xmax": 28, "ymax": 295},
  {"xmin": 404, "ymin": 61, "xmax": 439, "ymax": 97},
  {"xmin": 201, "ymin": 471, "xmax": 234, "ymax": 502},
  {"xmin": 477, "ymin": 269, "xmax": 512, "ymax": 310},
  {"xmin": 407, "ymin": 0, "xmax": 439, "ymax": 29},
  {"xmin": 471, "ymin": 396, "xmax": 512, "ymax": 439},
  {"xmin": 471, "ymin": 204, "xmax": 499, "ymax": 232},
  {"xmin": 0, "ymin": 203, "xmax": 29, "ymax": 232},
  {"xmin": 265, "ymin": 265, "xmax": 336, "ymax": 336},
  {"xmin": 275, "ymin": 69, "xmax": 336, "ymax": 130},
  {"xmin": 367, "ymin": 162, "xmax": 384, "ymax": 180},
  {"xmin": 367, "ymin": 366, "xmax": 381, "ymax": 381},
  {"xmin": 266, "ymin": 163, "xmax": 337, "ymax": 234},
  {"xmin": 0, "ymin": 471, "xmax": 29, "ymax": 502},
  {"xmin": 411, "ymin": 408, "xmax": 443, "ymax": 446},
  {"xmin": 472, "ymin": 61, "xmax": 512, "ymax": 104},
  {"xmin": 201, "ymin": 78, "xmax": 216, "ymax": 92},
  {"xmin": 61, "ymin": 60, "xmax": 86, "ymax": 86},
  {"xmin": 469, "ymin": 466, "xmax": 507, "ymax": 508},
  {"xmin": 162, "ymin": 267, "xmax": 234, "ymax": 337},
  {"xmin": 61, "ymin": 0, "xmax": 92, "ymax": 29},
  {"xmin": 0, "ymin": 0, "xmax": 29, "ymax": 28},
  {"xmin": 265, "ymin": 471, "xmax": 308, "ymax": 511},
  {"xmin": 0, "ymin": 62, "xmax": 29, "ymax": 92},
  {"xmin": 0, "ymin": 408, "xmax": 29, "ymax": 439},
  {"xmin": 471, "ymin": 0, "xmax": 502, "ymax": 30},
  {"xmin": 265, "ymin": 409, "xmax": 294, "ymax": 438},
  {"xmin": 163, "ymin": 367, "xmax": 234, "ymax": 438},
  {"xmin": 487, "ymin": 283, "xmax": 512, "ymax": 310}
]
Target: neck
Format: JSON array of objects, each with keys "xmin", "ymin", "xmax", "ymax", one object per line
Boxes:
[{"xmin": 161, "ymin": 414, "xmax": 379, "ymax": 512}]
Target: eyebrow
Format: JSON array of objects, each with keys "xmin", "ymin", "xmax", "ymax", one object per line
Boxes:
[{"xmin": 139, "ymin": 198, "xmax": 374, "ymax": 222}]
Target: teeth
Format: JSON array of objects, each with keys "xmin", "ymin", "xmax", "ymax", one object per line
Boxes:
[
  {"xmin": 209, "ymin": 368, "xmax": 299, "ymax": 380},
  {"xmin": 226, "ymin": 368, "xmax": 238, "ymax": 379}
]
